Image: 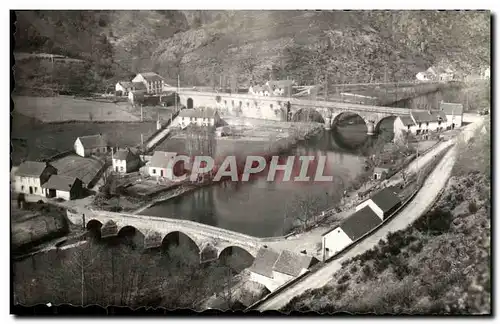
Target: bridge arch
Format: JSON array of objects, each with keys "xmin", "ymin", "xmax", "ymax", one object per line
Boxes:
[
  {"xmin": 86, "ymin": 219, "xmax": 103, "ymax": 239},
  {"xmin": 116, "ymin": 225, "xmax": 145, "ymax": 249},
  {"xmin": 292, "ymin": 108, "xmax": 325, "ymax": 123},
  {"xmin": 161, "ymin": 231, "xmax": 201, "ymax": 255},
  {"xmin": 217, "ymin": 245, "xmax": 255, "ymax": 272},
  {"xmin": 187, "ymin": 97, "xmax": 194, "ymax": 109},
  {"xmin": 375, "ymin": 115, "xmax": 397, "ymax": 142}
]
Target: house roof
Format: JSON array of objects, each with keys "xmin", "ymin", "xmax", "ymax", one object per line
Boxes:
[
  {"xmin": 251, "ymin": 85, "xmax": 271, "ymax": 93},
  {"xmin": 340, "ymin": 206, "xmax": 383, "ymax": 241},
  {"xmin": 117, "ymin": 81, "xmax": 134, "ymax": 89},
  {"xmin": 77, "ymin": 134, "xmax": 107, "ymax": 149},
  {"xmin": 441, "ymin": 102, "xmax": 464, "ymax": 116},
  {"xmin": 179, "ymin": 108, "xmax": 218, "ymax": 119},
  {"xmin": 248, "ymin": 247, "xmax": 280, "ymax": 278},
  {"xmin": 41, "ymin": 175, "xmax": 79, "ymax": 191},
  {"xmin": 149, "ymin": 151, "xmax": 177, "ymax": 169},
  {"xmin": 374, "ymin": 166, "xmax": 391, "ymax": 173},
  {"xmin": 411, "ymin": 111, "xmax": 447, "ymax": 123},
  {"xmin": 272, "ymin": 250, "xmax": 316, "ymax": 277},
  {"xmin": 369, "ymin": 187, "xmax": 402, "ymax": 214},
  {"xmin": 138, "ymin": 72, "xmax": 163, "ymax": 82},
  {"xmin": 132, "ymin": 82, "xmax": 147, "ymax": 90},
  {"xmin": 399, "ymin": 115, "xmax": 416, "ymax": 126},
  {"xmin": 114, "ymin": 148, "xmax": 138, "ymax": 162},
  {"xmin": 16, "ymin": 161, "xmax": 54, "ymax": 178}
]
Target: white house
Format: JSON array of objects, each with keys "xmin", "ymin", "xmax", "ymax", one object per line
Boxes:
[
  {"xmin": 112, "ymin": 148, "xmax": 141, "ymax": 174},
  {"xmin": 74, "ymin": 134, "xmax": 108, "ymax": 157},
  {"xmin": 266, "ymin": 80, "xmax": 294, "ymax": 97},
  {"xmin": 355, "ymin": 187, "xmax": 402, "ymax": 220},
  {"xmin": 271, "ymin": 250, "xmax": 317, "ymax": 288},
  {"xmin": 178, "ymin": 108, "xmax": 221, "ymax": 128},
  {"xmin": 322, "ymin": 205, "xmax": 382, "ymax": 261},
  {"xmin": 440, "ymin": 102, "xmax": 464, "ymax": 129},
  {"xmin": 14, "ymin": 161, "xmax": 58, "ymax": 197},
  {"xmin": 132, "ymin": 72, "xmax": 164, "ymax": 95},
  {"xmin": 410, "ymin": 111, "xmax": 448, "ymax": 136},
  {"xmin": 148, "ymin": 151, "xmax": 185, "ymax": 180},
  {"xmin": 416, "ymin": 71, "xmax": 431, "ymax": 82},
  {"xmin": 42, "ymin": 175, "xmax": 83, "ymax": 201},
  {"xmin": 393, "ymin": 115, "xmax": 417, "ymax": 142},
  {"xmin": 115, "ymin": 81, "xmax": 133, "ymax": 96},
  {"xmin": 249, "ymin": 85, "xmax": 271, "ymax": 96},
  {"xmin": 248, "ymin": 247, "xmax": 281, "ymax": 291}
]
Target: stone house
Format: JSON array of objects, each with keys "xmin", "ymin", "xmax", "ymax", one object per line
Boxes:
[
  {"xmin": 132, "ymin": 72, "xmax": 164, "ymax": 95},
  {"xmin": 112, "ymin": 148, "xmax": 141, "ymax": 174},
  {"xmin": 42, "ymin": 175, "xmax": 83, "ymax": 200},
  {"xmin": 74, "ymin": 134, "xmax": 108, "ymax": 158},
  {"xmin": 14, "ymin": 161, "xmax": 58, "ymax": 197},
  {"xmin": 178, "ymin": 108, "xmax": 221, "ymax": 128},
  {"xmin": 148, "ymin": 151, "xmax": 185, "ymax": 180}
]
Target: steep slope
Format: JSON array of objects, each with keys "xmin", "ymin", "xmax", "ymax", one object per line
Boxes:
[{"xmin": 14, "ymin": 10, "xmax": 490, "ymax": 92}]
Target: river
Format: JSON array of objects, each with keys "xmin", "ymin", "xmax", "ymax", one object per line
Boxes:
[{"xmin": 140, "ymin": 119, "xmax": 394, "ymax": 237}]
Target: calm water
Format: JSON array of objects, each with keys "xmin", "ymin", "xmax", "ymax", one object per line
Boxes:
[{"xmin": 140, "ymin": 121, "xmax": 394, "ymax": 237}]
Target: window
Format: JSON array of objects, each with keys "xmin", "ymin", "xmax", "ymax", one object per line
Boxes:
[
  {"xmin": 270, "ymin": 104, "xmax": 273, "ymax": 109},
  {"xmin": 407, "ymin": 125, "xmax": 411, "ymax": 130},
  {"xmin": 416, "ymin": 130, "xmax": 421, "ymax": 135},
  {"xmin": 224, "ymin": 100, "xmax": 227, "ymax": 105},
  {"xmin": 438, "ymin": 121, "xmax": 442, "ymax": 125},
  {"xmin": 426, "ymin": 122, "xmax": 429, "ymax": 126},
  {"xmin": 35, "ymin": 187, "xmax": 37, "ymax": 193},
  {"xmin": 418, "ymin": 123, "xmax": 422, "ymax": 128},
  {"xmin": 120, "ymin": 166, "xmax": 124, "ymax": 172},
  {"xmin": 232, "ymin": 100, "xmax": 234, "ymax": 106},
  {"xmin": 21, "ymin": 185, "xmax": 24, "ymax": 191}
]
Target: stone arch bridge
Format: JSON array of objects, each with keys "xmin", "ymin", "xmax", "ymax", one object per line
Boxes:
[
  {"xmin": 66, "ymin": 209, "xmax": 280, "ymax": 263},
  {"xmin": 174, "ymin": 89, "xmax": 430, "ymax": 135}
]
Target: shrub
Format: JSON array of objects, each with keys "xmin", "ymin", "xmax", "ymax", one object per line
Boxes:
[
  {"xmin": 468, "ymin": 201, "xmax": 478, "ymax": 213},
  {"xmin": 414, "ymin": 209, "xmax": 453, "ymax": 235},
  {"xmin": 362, "ymin": 264, "xmax": 372, "ymax": 278},
  {"xmin": 337, "ymin": 273, "xmax": 350, "ymax": 284},
  {"xmin": 409, "ymin": 241, "xmax": 423, "ymax": 253},
  {"xmin": 350, "ymin": 265, "xmax": 358, "ymax": 274}
]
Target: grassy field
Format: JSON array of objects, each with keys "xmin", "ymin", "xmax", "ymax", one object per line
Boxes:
[
  {"xmin": 13, "ymin": 96, "xmax": 140, "ymax": 122},
  {"xmin": 11, "ymin": 112, "xmax": 157, "ymax": 165}
]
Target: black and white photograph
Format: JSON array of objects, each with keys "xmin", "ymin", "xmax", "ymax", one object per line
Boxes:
[{"xmin": 8, "ymin": 7, "xmax": 491, "ymax": 316}]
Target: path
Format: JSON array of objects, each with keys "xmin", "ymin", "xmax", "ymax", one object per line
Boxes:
[{"xmin": 257, "ymin": 119, "xmax": 483, "ymax": 311}]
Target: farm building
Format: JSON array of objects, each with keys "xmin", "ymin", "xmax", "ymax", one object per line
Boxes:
[
  {"xmin": 42, "ymin": 175, "xmax": 83, "ymax": 200},
  {"xmin": 178, "ymin": 108, "xmax": 222, "ymax": 128},
  {"xmin": 148, "ymin": 151, "xmax": 185, "ymax": 180},
  {"xmin": 394, "ymin": 111, "xmax": 447, "ymax": 141},
  {"xmin": 14, "ymin": 161, "xmax": 58, "ymax": 197},
  {"xmin": 271, "ymin": 250, "xmax": 318, "ymax": 287},
  {"xmin": 132, "ymin": 72, "xmax": 164, "ymax": 95},
  {"xmin": 248, "ymin": 85, "xmax": 271, "ymax": 96},
  {"xmin": 373, "ymin": 165, "xmax": 392, "ymax": 181},
  {"xmin": 112, "ymin": 148, "xmax": 141, "ymax": 174},
  {"xmin": 322, "ymin": 205, "xmax": 382, "ymax": 261},
  {"xmin": 115, "ymin": 81, "xmax": 134, "ymax": 96},
  {"xmin": 50, "ymin": 154, "xmax": 106, "ymax": 189},
  {"xmin": 74, "ymin": 134, "xmax": 108, "ymax": 157},
  {"xmin": 248, "ymin": 247, "xmax": 281, "ymax": 291},
  {"xmin": 440, "ymin": 102, "xmax": 464, "ymax": 129},
  {"xmin": 355, "ymin": 187, "xmax": 402, "ymax": 220}
]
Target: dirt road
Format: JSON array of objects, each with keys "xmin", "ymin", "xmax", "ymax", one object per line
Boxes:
[{"xmin": 257, "ymin": 119, "xmax": 484, "ymax": 312}]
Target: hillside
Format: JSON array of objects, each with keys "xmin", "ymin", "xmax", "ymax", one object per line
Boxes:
[
  {"xmin": 281, "ymin": 119, "xmax": 491, "ymax": 314},
  {"xmin": 13, "ymin": 10, "xmax": 490, "ymax": 92}
]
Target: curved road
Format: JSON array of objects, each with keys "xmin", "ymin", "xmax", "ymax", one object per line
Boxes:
[{"xmin": 257, "ymin": 120, "xmax": 483, "ymax": 312}]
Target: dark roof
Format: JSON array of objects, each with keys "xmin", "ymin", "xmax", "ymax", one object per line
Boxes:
[
  {"xmin": 149, "ymin": 151, "xmax": 177, "ymax": 169},
  {"xmin": 132, "ymin": 82, "xmax": 147, "ymax": 90},
  {"xmin": 341, "ymin": 206, "xmax": 382, "ymax": 241},
  {"xmin": 399, "ymin": 115, "xmax": 416, "ymax": 126},
  {"xmin": 179, "ymin": 108, "xmax": 218, "ymax": 119},
  {"xmin": 369, "ymin": 187, "xmax": 402, "ymax": 213},
  {"xmin": 77, "ymin": 134, "xmax": 107, "ymax": 149},
  {"xmin": 441, "ymin": 102, "xmax": 464, "ymax": 116},
  {"xmin": 249, "ymin": 247, "xmax": 280, "ymax": 278},
  {"xmin": 16, "ymin": 161, "xmax": 54, "ymax": 178},
  {"xmin": 41, "ymin": 175, "xmax": 79, "ymax": 191},
  {"xmin": 138, "ymin": 72, "xmax": 164, "ymax": 82},
  {"xmin": 272, "ymin": 250, "xmax": 316, "ymax": 277},
  {"xmin": 114, "ymin": 149, "xmax": 138, "ymax": 161},
  {"xmin": 374, "ymin": 166, "xmax": 391, "ymax": 173},
  {"xmin": 411, "ymin": 111, "xmax": 447, "ymax": 123}
]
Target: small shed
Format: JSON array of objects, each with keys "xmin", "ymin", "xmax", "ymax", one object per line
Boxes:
[
  {"xmin": 112, "ymin": 148, "xmax": 141, "ymax": 174},
  {"xmin": 42, "ymin": 175, "xmax": 83, "ymax": 200},
  {"xmin": 74, "ymin": 134, "xmax": 108, "ymax": 157},
  {"xmin": 355, "ymin": 187, "xmax": 402, "ymax": 220},
  {"xmin": 373, "ymin": 165, "xmax": 392, "ymax": 180}
]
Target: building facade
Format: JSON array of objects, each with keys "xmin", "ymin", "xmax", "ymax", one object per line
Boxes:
[
  {"xmin": 74, "ymin": 134, "xmax": 108, "ymax": 157},
  {"xmin": 112, "ymin": 148, "xmax": 141, "ymax": 174},
  {"xmin": 440, "ymin": 102, "xmax": 464, "ymax": 129},
  {"xmin": 393, "ymin": 111, "xmax": 447, "ymax": 142},
  {"xmin": 148, "ymin": 151, "xmax": 185, "ymax": 180},
  {"xmin": 42, "ymin": 175, "xmax": 83, "ymax": 200},
  {"xmin": 178, "ymin": 108, "xmax": 221, "ymax": 128},
  {"xmin": 14, "ymin": 161, "xmax": 58, "ymax": 197},
  {"xmin": 132, "ymin": 72, "xmax": 164, "ymax": 95}
]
